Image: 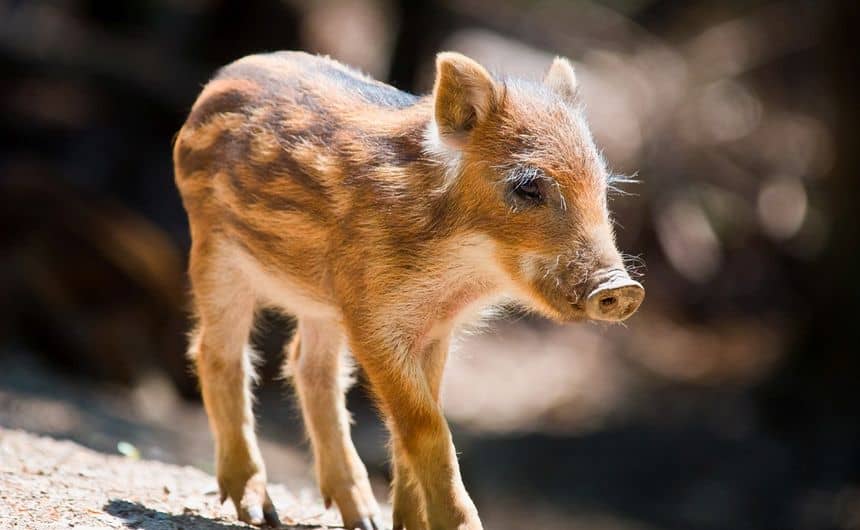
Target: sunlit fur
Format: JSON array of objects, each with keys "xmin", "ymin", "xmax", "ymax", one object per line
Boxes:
[{"xmin": 174, "ymin": 51, "xmax": 633, "ymax": 530}]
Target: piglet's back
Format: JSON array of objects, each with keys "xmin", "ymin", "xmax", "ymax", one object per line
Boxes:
[
  {"xmin": 172, "ymin": 52, "xmax": 434, "ymax": 296},
  {"xmin": 175, "ymin": 52, "xmax": 415, "ymax": 198}
]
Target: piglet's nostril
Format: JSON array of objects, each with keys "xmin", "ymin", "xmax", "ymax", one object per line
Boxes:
[{"xmin": 600, "ymin": 296, "xmax": 617, "ymax": 309}]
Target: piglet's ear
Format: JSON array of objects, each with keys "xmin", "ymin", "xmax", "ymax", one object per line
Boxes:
[
  {"xmin": 433, "ymin": 52, "xmax": 496, "ymax": 147},
  {"xmin": 544, "ymin": 56, "xmax": 580, "ymax": 105}
]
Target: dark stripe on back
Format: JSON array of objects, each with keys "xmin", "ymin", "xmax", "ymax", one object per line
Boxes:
[
  {"xmin": 235, "ymin": 51, "xmax": 420, "ymax": 109},
  {"xmin": 228, "ymin": 169, "xmax": 328, "ymax": 220},
  {"xmin": 319, "ymin": 65, "xmax": 420, "ymax": 108},
  {"xmin": 175, "ymin": 129, "xmax": 243, "ymax": 175},
  {"xmin": 186, "ymin": 89, "xmax": 255, "ymax": 128},
  {"xmin": 366, "ymin": 128, "xmax": 427, "ymax": 166},
  {"xmin": 221, "ymin": 209, "xmax": 286, "ymax": 254},
  {"xmin": 216, "ymin": 61, "xmax": 298, "ymax": 98}
]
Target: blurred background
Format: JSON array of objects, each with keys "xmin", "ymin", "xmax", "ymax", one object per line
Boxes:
[{"xmin": 1, "ymin": 0, "xmax": 858, "ymax": 529}]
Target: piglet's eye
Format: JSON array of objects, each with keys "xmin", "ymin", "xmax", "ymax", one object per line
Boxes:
[
  {"xmin": 513, "ymin": 179, "xmax": 543, "ymax": 203},
  {"xmin": 506, "ymin": 166, "xmax": 548, "ymax": 207}
]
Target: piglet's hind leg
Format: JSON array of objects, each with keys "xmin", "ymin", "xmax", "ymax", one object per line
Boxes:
[
  {"xmin": 288, "ymin": 317, "xmax": 382, "ymax": 529},
  {"xmin": 188, "ymin": 244, "xmax": 278, "ymax": 526}
]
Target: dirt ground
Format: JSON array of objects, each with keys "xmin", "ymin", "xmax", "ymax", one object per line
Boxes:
[
  {"xmin": 0, "ymin": 428, "xmax": 348, "ymax": 530},
  {"xmin": 0, "ymin": 350, "xmax": 663, "ymax": 530}
]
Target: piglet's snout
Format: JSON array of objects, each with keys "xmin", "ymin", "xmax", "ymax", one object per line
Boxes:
[{"xmin": 584, "ymin": 269, "xmax": 644, "ymax": 322}]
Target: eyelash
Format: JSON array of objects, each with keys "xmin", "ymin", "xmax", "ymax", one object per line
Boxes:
[{"xmin": 508, "ymin": 167, "xmax": 546, "ymax": 205}]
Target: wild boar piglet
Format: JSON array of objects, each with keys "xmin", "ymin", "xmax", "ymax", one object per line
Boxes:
[{"xmin": 174, "ymin": 50, "xmax": 643, "ymax": 530}]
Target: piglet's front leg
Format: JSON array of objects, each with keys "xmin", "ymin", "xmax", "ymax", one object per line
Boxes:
[
  {"xmin": 396, "ymin": 415, "xmax": 479, "ymax": 530},
  {"xmin": 349, "ymin": 333, "xmax": 482, "ymax": 530}
]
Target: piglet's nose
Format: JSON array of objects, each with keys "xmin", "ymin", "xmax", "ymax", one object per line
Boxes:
[{"xmin": 584, "ymin": 269, "xmax": 644, "ymax": 322}]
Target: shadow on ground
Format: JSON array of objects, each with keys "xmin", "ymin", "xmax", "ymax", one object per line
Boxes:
[{"xmin": 104, "ymin": 499, "xmax": 326, "ymax": 530}]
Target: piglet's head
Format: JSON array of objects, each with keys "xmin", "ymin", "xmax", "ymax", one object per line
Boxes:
[{"xmin": 431, "ymin": 52, "xmax": 644, "ymax": 322}]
